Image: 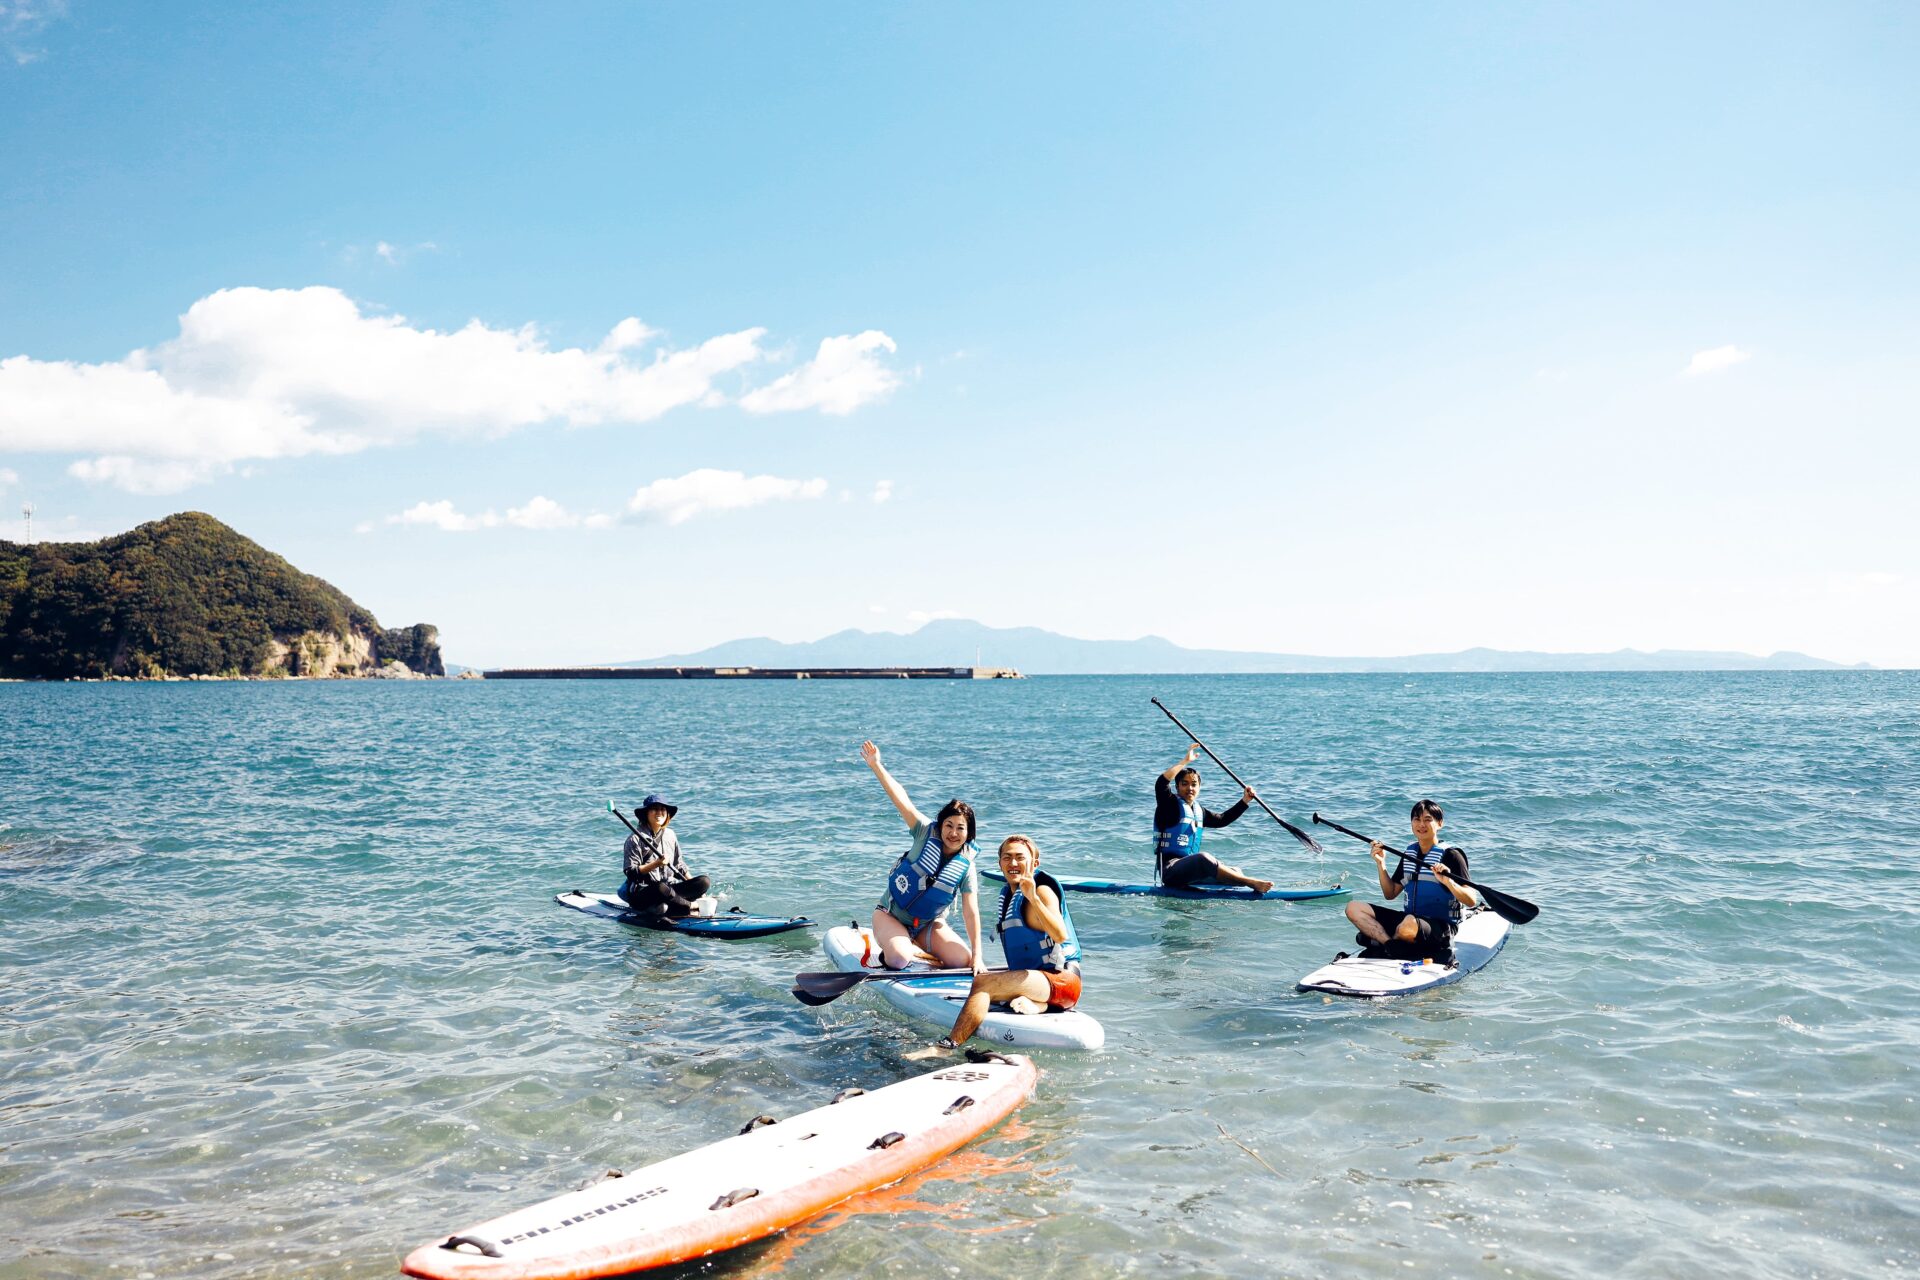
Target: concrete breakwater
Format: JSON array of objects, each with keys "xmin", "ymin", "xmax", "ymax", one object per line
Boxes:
[{"xmin": 482, "ymin": 665, "xmax": 1023, "ymax": 680}]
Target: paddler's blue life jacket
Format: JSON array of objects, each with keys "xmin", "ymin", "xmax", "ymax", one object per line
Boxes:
[
  {"xmin": 1402, "ymin": 842, "xmax": 1463, "ymax": 922},
  {"xmin": 884, "ymin": 825, "xmax": 976, "ymax": 927},
  {"xmin": 1154, "ymin": 798, "xmax": 1204, "ymax": 863},
  {"xmin": 997, "ymin": 870, "xmax": 1082, "ymax": 973}
]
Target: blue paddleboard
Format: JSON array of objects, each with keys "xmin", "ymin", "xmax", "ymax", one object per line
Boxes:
[
  {"xmin": 556, "ymin": 890, "xmax": 812, "ymax": 939},
  {"xmin": 981, "ymin": 870, "xmax": 1345, "ymax": 902}
]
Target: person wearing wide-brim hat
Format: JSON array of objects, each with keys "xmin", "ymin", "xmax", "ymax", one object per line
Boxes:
[{"xmin": 621, "ymin": 794, "xmax": 711, "ymax": 917}]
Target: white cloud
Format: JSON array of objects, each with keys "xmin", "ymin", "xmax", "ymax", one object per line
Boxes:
[
  {"xmin": 0, "ymin": 286, "xmax": 899, "ymax": 492},
  {"xmin": 1684, "ymin": 345, "xmax": 1751, "ymax": 376},
  {"xmin": 370, "ymin": 239, "xmax": 438, "ymax": 266},
  {"xmin": 1828, "ymin": 570, "xmax": 1902, "ymax": 595},
  {"xmin": 739, "ymin": 330, "xmax": 900, "ymax": 415},
  {"xmin": 67, "ymin": 455, "xmax": 225, "ymax": 494},
  {"xmin": 625, "ymin": 468, "xmax": 828, "ymax": 525},
  {"xmin": 0, "ymin": 466, "xmax": 18, "ymax": 489},
  {"xmin": 3, "ymin": 0, "xmax": 67, "ymax": 64},
  {"xmin": 871, "ymin": 478, "xmax": 893, "ymax": 504},
  {"xmin": 391, "ymin": 500, "xmax": 496, "ymax": 532},
  {"xmin": 506, "ymin": 495, "xmax": 602, "ymax": 529},
  {"xmin": 378, "ymin": 494, "xmax": 609, "ymax": 532}
]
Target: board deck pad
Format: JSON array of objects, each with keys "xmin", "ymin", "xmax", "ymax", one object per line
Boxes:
[
  {"xmin": 1296, "ymin": 907, "xmax": 1512, "ymax": 998},
  {"xmin": 401, "ymin": 1055, "xmax": 1038, "ymax": 1279},
  {"xmin": 819, "ymin": 925, "xmax": 1105, "ymax": 1052},
  {"xmin": 981, "ymin": 869, "xmax": 1346, "ymax": 902},
  {"xmin": 556, "ymin": 890, "xmax": 811, "ymax": 939}
]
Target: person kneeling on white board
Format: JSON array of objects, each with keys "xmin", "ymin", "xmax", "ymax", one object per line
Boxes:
[
  {"xmin": 621, "ymin": 794, "xmax": 712, "ymax": 918},
  {"xmin": 1345, "ymin": 799, "xmax": 1479, "ymax": 962},
  {"xmin": 861, "ymin": 740, "xmax": 986, "ymax": 973},
  {"xmin": 913, "ymin": 835, "xmax": 1083, "ymax": 1058}
]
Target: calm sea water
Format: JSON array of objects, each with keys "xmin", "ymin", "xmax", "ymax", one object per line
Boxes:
[{"xmin": 2, "ymin": 673, "xmax": 1916, "ymax": 1279}]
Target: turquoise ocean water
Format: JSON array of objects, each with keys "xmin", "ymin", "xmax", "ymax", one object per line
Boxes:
[{"xmin": 2, "ymin": 673, "xmax": 1916, "ymax": 1278}]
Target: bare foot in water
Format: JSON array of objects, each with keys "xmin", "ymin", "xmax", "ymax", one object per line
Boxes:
[{"xmin": 1249, "ymin": 879, "xmax": 1274, "ymax": 895}]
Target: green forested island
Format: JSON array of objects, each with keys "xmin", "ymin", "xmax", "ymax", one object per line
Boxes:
[{"xmin": 0, "ymin": 512, "xmax": 443, "ymax": 680}]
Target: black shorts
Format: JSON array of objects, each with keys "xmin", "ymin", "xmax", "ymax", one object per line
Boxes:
[
  {"xmin": 1160, "ymin": 853, "xmax": 1221, "ymax": 888},
  {"xmin": 1363, "ymin": 906, "xmax": 1454, "ymax": 960}
]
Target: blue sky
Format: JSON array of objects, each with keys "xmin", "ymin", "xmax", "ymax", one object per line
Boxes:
[{"xmin": 3, "ymin": 2, "xmax": 1915, "ymax": 667}]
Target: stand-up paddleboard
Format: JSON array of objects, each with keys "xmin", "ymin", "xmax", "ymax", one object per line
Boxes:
[
  {"xmin": 401, "ymin": 1053, "xmax": 1037, "ymax": 1279},
  {"xmin": 819, "ymin": 926, "xmax": 1104, "ymax": 1051},
  {"xmin": 1296, "ymin": 906, "xmax": 1511, "ymax": 998},
  {"xmin": 557, "ymin": 891, "xmax": 811, "ymax": 940},
  {"xmin": 982, "ymin": 869, "xmax": 1345, "ymax": 903}
]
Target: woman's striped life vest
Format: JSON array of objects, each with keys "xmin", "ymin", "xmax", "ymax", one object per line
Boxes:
[{"xmin": 884, "ymin": 824, "xmax": 975, "ymax": 927}]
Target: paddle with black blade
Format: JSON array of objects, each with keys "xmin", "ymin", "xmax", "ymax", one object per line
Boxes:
[
  {"xmin": 1309, "ymin": 813, "xmax": 1539, "ymax": 924},
  {"xmin": 790, "ymin": 968, "xmax": 981, "ymax": 1006},
  {"xmin": 1151, "ymin": 698, "xmax": 1325, "ymax": 853}
]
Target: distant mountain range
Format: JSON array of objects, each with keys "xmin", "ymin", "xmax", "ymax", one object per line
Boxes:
[{"xmin": 619, "ymin": 618, "xmax": 1866, "ymax": 674}]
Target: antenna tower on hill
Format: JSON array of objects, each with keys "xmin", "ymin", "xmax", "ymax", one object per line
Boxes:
[{"xmin": 21, "ymin": 502, "xmax": 32, "ymax": 543}]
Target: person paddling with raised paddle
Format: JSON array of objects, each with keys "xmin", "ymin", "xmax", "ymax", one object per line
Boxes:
[
  {"xmin": 1154, "ymin": 744, "xmax": 1273, "ymax": 894},
  {"xmin": 908, "ymin": 834, "xmax": 1084, "ymax": 1059},
  {"xmin": 1345, "ymin": 799, "xmax": 1478, "ymax": 961}
]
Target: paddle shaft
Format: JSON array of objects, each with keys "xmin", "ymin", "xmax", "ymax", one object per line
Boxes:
[
  {"xmin": 1309, "ymin": 813, "xmax": 1538, "ymax": 924},
  {"xmin": 1151, "ymin": 698, "xmax": 1324, "ymax": 853}
]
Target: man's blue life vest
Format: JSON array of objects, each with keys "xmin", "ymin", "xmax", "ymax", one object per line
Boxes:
[
  {"xmin": 1155, "ymin": 798, "xmax": 1204, "ymax": 862},
  {"xmin": 1403, "ymin": 842, "xmax": 1463, "ymax": 921},
  {"xmin": 997, "ymin": 870, "xmax": 1082, "ymax": 973},
  {"xmin": 884, "ymin": 825, "xmax": 975, "ymax": 926}
]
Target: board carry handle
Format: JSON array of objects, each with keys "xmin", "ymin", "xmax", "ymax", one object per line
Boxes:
[
  {"xmin": 709, "ymin": 1187, "xmax": 759, "ymax": 1210},
  {"xmin": 943, "ymin": 1095, "xmax": 976, "ymax": 1115},
  {"xmin": 738, "ymin": 1115, "xmax": 777, "ymax": 1134},
  {"xmin": 869, "ymin": 1131, "xmax": 906, "ymax": 1150},
  {"xmin": 440, "ymin": 1235, "xmax": 504, "ymax": 1258}
]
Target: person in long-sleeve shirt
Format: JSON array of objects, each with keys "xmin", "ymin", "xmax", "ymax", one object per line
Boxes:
[
  {"xmin": 1153, "ymin": 745, "xmax": 1273, "ymax": 893},
  {"xmin": 621, "ymin": 794, "xmax": 712, "ymax": 917}
]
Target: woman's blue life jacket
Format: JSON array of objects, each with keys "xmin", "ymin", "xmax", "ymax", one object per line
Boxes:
[
  {"xmin": 1154, "ymin": 798, "xmax": 1204, "ymax": 862},
  {"xmin": 997, "ymin": 870, "xmax": 1082, "ymax": 973},
  {"xmin": 1402, "ymin": 842, "xmax": 1465, "ymax": 921},
  {"xmin": 884, "ymin": 823, "xmax": 976, "ymax": 927}
]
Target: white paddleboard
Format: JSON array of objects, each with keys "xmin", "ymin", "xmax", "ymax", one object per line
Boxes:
[
  {"xmin": 1296, "ymin": 907, "xmax": 1511, "ymax": 998},
  {"xmin": 820, "ymin": 925, "xmax": 1105, "ymax": 1052},
  {"xmin": 401, "ymin": 1055, "xmax": 1037, "ymax": 1279}
]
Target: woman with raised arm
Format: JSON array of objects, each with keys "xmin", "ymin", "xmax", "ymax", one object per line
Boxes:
[{"xmin": 861, "ymin": 740, "xmax": 985, "ymax": 973}]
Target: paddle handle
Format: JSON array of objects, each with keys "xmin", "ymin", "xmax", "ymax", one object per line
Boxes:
[
  {"xmin": 1310, "ymin": 813, "xmax": 1376, "ymax": 847},
  {"xmin": 1151, "ymin": 698, "xmax": 1324, "ymax": 852},
  {"xmin": 607, "ymin": 800, "xmax": 643, "ymax": 838}
]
